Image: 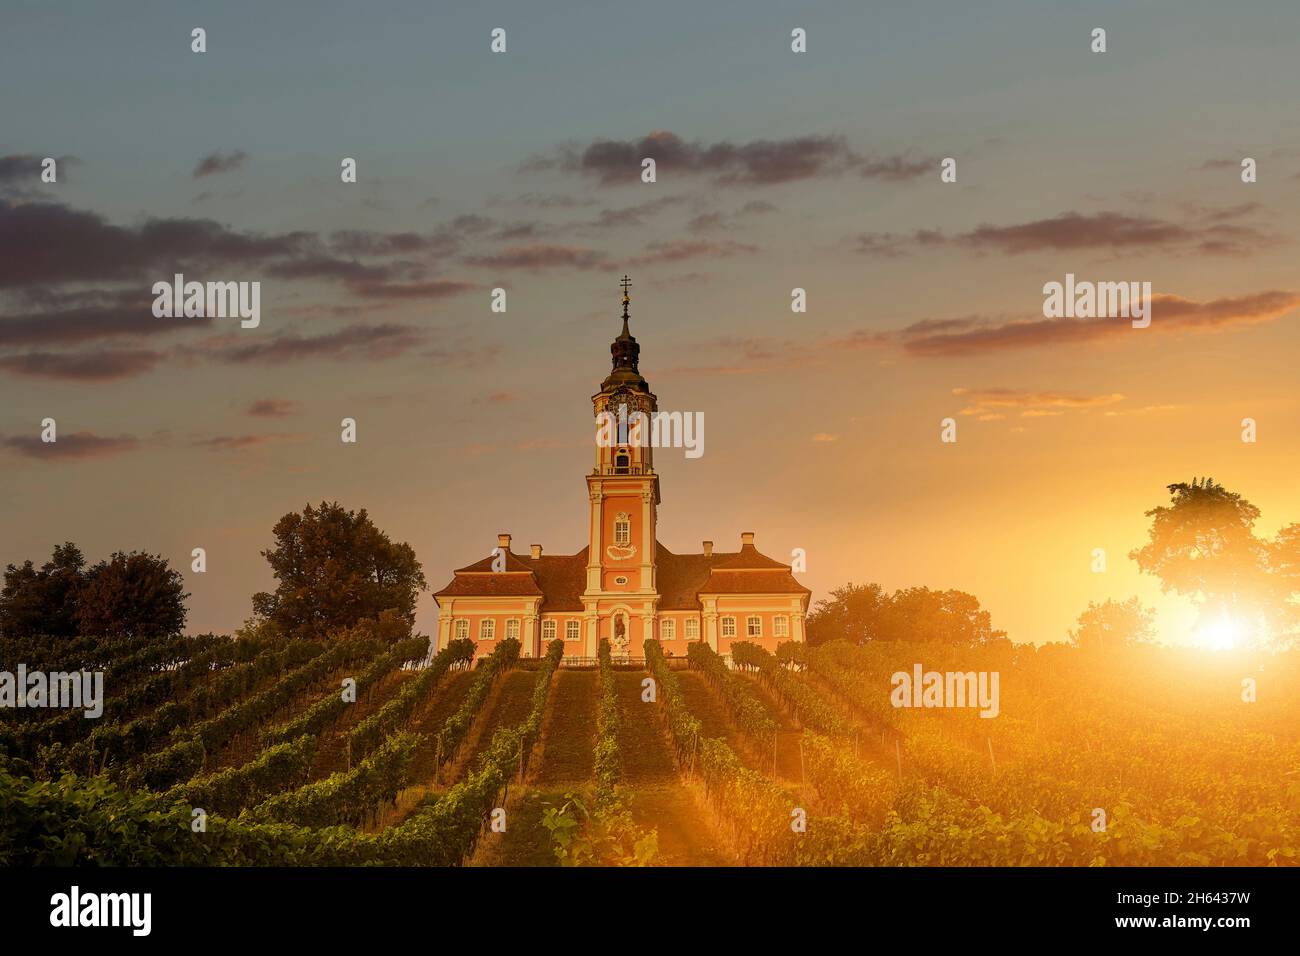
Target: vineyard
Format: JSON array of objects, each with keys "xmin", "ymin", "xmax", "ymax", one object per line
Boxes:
[{"xmin": 1, "ymin": 626, "xmax": 1298, "ymax": 866}]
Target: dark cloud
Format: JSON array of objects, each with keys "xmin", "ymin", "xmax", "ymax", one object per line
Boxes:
[
  {"xmin": 899, "ymin": 291, "xmax": 1300, "ymax": 357},
  {"xmin": 206, "ymin": 323, "xmax": 427, "ymax": 364},
  {"xmin": 194, "ymin": 433, "xmax": 303, "ymax": 451},
  {"xmin": 193, "ymin": 149, "xmax": 248, "ymax": 178},
  {"xmin": 528, "ymin": 130, "xmax": 932, "ymax": 186},
  {"xmin": 0, "ymin": 348, "xmax": 165, "ymax": 381},
  {"xmin": 246, "ymin": 398, "xmax": 300, "ymax": 418},
  {"xmin": 345, "ymin": 279, "xmax": 477, "ymax": 299},
  {"xmin": 0, "ymin": 153, "xmax": 80, "ymax": 198},
  {"xmin": 628, "ymin": 239, "xmax": 758, "ymax": 265},
  {"xmin": 852, "ymin": 211, "xmax": 1273, "ymax": 258},
  {"xmin": 1, "ymin": 430, "xmax": 139, "ymax": 461},
  {"xmin": 462, "ymin": 244, "xmax": 609, "ymax": 271},
  {"xmin": 0, "ymin": 290, "xmax": 213, "ymax": 346}
]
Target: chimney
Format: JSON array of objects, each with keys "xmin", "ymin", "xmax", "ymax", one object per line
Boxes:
[
  {"xmin": 530, "ymin": 544, "xmax": 542, "ymax": 559},
  {"xmin": 702, "ymin": 540, "xmax": 713, "ymax": 557},
  {"xmin": 497, "ymin": 533, "xmax": 511, "ymax": 552},
  {"xmin": 741, "ymin": 532, "xmax": 755, "ymax": 547}
]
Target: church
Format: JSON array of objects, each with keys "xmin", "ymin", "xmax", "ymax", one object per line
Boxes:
[{"xmin": 433, "ymin": 279, "xmax": 811, "ymax": 661}]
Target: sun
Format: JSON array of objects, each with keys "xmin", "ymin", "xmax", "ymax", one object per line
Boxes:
[{"xmin": 1198, "ymin": 614, "xmax": 1243, "ymax": 651}]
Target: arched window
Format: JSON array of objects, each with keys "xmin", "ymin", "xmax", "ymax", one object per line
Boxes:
[
  {"xmin": 614, "ymin": 513, "xmax": 631, "ymax": 545},
  {"xmin": 615, "ymin": 450, "xmax": 630, "ymax": 472}
]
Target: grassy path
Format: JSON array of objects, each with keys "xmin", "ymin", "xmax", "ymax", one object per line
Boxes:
[{"xmin": 616, "ymin": 671, "xmax": 734, "ymax": 866}]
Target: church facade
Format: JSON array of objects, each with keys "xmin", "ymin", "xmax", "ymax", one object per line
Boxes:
[{"xmin": 433, "ymin": 281, "xmax": 811, "ymax": 661}]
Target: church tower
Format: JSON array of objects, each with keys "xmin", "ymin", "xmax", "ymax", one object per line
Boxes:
[{"xmin": 583, "ymin": 276, "xmax": 660, "ymax": 655}]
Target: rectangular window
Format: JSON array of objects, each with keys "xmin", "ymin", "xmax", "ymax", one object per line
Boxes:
[
  {"xmin": 565, "ymin": 620, "xmax": 581, "ymax": 642},
  {"xmin": 747, "ymin": 615, "xmax": 762, "ymax": 638},
  {"xmin": 661, "ymin": 619, "xmax": 676, "ymax": 641},
  {"xmin": 614, "ymin": 517, "xmax": 631, "ymax": 545},
  {"xmin": 542, "ymin": 620, "xmax": 557, "ymax": 641},
  {"xmin": 480, "ymin": 619, "xmax": 495, "ymax": 641},
  {"xmin": 774, "ymin": 615, "xmax": 789, "ymax": 638},
  {"xmin": 685, "ymin": 618, "xmax": 700, "ymax": 640},
  {"xmin": 506, "ymin": 619, "xmax": 520, "ymax": 641},
  {"xmin": 721, "ymin": 617, "xmax": 736, "ymax": 638},
  {"xmin": 454, "ymin": 619, "xmax": 468, "ymax": 641}
]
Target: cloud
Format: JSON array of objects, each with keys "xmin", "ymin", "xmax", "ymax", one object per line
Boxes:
[
  {"xmin": 462, "ymin": 244, "xmax": 609, "ymax": 271},
  {"xmin": 527, "ymin": 130, "xmax": 932, "ymax": 186},
  {"xmin": 1, "ymin": 430, "xmax": 138, "ymax": 461},
  {"xmin": 246, "ymin": 398, "xmax": 300, "ymax": 418},
  {"xmin": 952, "ymin": 387, "xmax": 1126, "ymax": 418},
  {"xmin": 852, "ymin": 210, "xmax": 1274, "ymax": 259},
  {"xmin": 628, "ymin": 239, "xmax": 759, "ymax": 265},
  {"xmin": 811, "ymin": 433, "xmax": 840, "ymax": 442},
  {"xmin": 195, "ymin": 433, "xmax": 304, "ymax": 451},
  {"xmin": 205, "ymin": 323, "xmax": 428, "ymax": 364},
  {"xmin": 0, "ymin": 290, "xmax": 213, "ymax": 346},
  {"xmin": 193, "ymin": 150, "xmax": 248, "ymax": 178},
  {"xmin": 0, "ymin": 153, "xmax": 80, "ymax": 198},
  {"xmin": 344, "ymin": 278, "xmax": 477, "ymax": 300},
  {"xmin": 0, "ymin": 348, "xmax": 165, "ymax": 381},
  {"xmin": 0, "ymin": 200, "xmax": 481, "ymax": 292},
  {"xmin": 901, "ymin": 291, "xmax": 1300, "ymax": 357}
]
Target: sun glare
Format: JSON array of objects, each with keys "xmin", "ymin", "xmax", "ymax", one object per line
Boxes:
[{"xmin": 1199, "ymin": 614, "xmax": 1242, "ymax": 651}]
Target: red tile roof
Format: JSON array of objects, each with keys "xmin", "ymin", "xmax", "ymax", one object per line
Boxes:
[{"xmin": 434, "ymin": 541, "xmax": 807, "ymax": 610}]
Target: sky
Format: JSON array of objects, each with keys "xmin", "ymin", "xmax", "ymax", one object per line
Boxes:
[{"xmin": 3, "ymin": 0, "xmax": 1300, "ymax": 645}]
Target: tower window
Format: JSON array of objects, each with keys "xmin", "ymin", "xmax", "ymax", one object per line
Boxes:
[
  {"xmin": 614, "ymin": 513, "xmax": 631, "ymax": 545},
  {"xmin": 565, "ymin": 620, "xmax": 581, "ymax": 641},
  {"xmin": 454, "ymin": 619, "xmax": 468, "ymax": 641},
  {"xmin": 721, "ymin": 617, "xmax": 736, "ymax": 638},
  {"xmin": 747, "ymin": 615, "xmax": 762, "ymax": 638},
  {"xmin": 480, "ymin": 619, "xmax": 496, "ymax": 641},
  {"xmin": 542, "ymin": 620, "xmax": 557, "ymax": 641},
  {"xmin": 615, "ymin": 450, "xmax": 630, "ymax": 472}
]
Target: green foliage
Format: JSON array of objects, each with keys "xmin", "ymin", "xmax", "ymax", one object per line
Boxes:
[
  {"xmin": 249, "ymin": 732, "xmax": 422, "ymax": 827},
  {"xmin": 687, "ymin": 641, "xmax": 777, "ymax": 741},
  {"xmin": 171, "ymin": 736, "xmax": 316, "ymax": 815},
  {"xmin": 252, "ymin": 501, "xmax": 428, "ymax": 639},
  {"xmin": 431, "ymin": 638, "xmax": 520, "ymax": 769},
  {"xmin": 805, "ymin": 581, "xmax": 1005, "ymax": 647},
  {"xmin": 74, "ymin": 551, "xmax": 189, "ymax": 638},
  {"xmin": 733, "ymin": 640, "xmax": 856, "ymax": 735}
]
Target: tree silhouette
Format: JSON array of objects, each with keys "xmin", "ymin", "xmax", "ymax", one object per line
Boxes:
[
  {"xmin": 1070, "ymin": 597, "xmax": 1156, "ymax": 650},
  {"xmin": 75, "ymin": 551, "xmax": 188, "ymax": 638},
  {"xmin": 1129, "ymin": 477, "xmax": 1271, "ymax": 639},
  {"xmin": 252, "ymin": 501, "xmax": 426, "ymax": 640},
  {"xmin": 0, "ymin": 542, "xmax": 87, "ymax": 639}
]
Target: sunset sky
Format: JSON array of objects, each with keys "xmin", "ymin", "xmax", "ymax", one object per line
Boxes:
[{"xmin": 4, "ymin": 0, "xmax": 1300, "ymax": 646}]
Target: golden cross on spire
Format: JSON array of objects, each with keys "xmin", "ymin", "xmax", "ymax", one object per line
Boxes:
[{"xmin": 620, "ymin": 274, "xmax": 631, "ymax": 319}]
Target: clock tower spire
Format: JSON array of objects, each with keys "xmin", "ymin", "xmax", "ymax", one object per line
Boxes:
[{"xmin": 583, "ymin": 276, "xmax": 660, "ymax": 654}]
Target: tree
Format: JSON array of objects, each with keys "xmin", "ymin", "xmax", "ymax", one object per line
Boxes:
[
  {"xmin": 878, "ymin": 587, "xmax": 1007, "ymax": 646},
  {"xmin": 252, "ymin": 501, "xmax": 427, "ymax": 639},
  {"xmin": 75, "ymin": 551, "xmax": 188, "ymax": 637},
  {"xmin": 1069, "ymin": 598, "xmax": 1156, "ymax": 650},
  {"xmin": 805, "ymin": 582, "xmax": 1005, "ymax": 646},
  {"xmin": 1129, "ymin": 478, "xmax": 1271, "ymax": 638},
  {"xmin": 0, "ymin": 542, "xmax": 87, "ymax": 639},
  {"xmin": 805, "ymin": 582, "xmax": 889, "ymax": 646}
]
